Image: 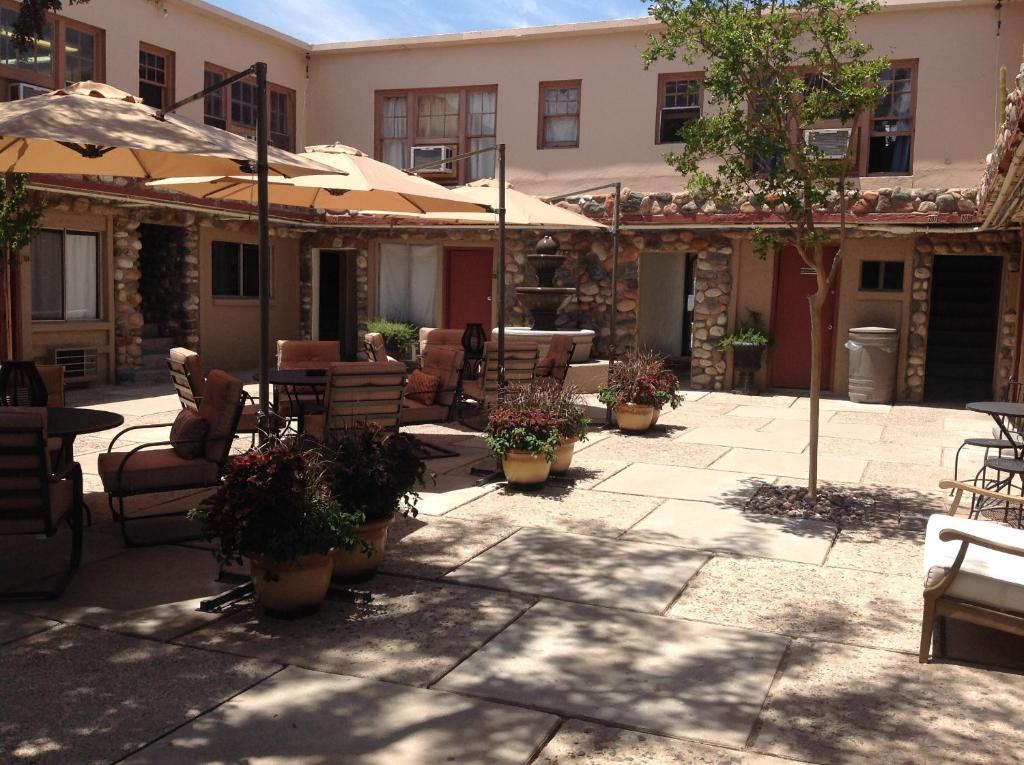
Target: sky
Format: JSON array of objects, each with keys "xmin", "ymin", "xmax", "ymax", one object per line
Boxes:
[{"xmin": 205, "ymin": 0, "xmax": 650, "ymax": 44}]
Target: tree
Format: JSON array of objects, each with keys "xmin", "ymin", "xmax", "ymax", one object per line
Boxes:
[
  {"xmin": 645, "ymin": 0, "xmax": 888, "ymax": 500},
  {"xmin": 0, "ymin": 174, "xmax": 45, "ymax": 359},
  {"xmin": 10, "ymin": 0, "xmax": 90, "ymax": 54}
]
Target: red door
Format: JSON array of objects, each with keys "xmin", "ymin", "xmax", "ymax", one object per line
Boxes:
[
  {"xmin": 769, "ymin": 246, "xmax": 840, "ymax": 390},
  {"xmin": 444, "ymin": 248, "xmax": 493, "ymax": 332}
]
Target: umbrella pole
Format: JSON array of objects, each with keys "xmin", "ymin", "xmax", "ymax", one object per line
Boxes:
[
  {"xmin": 605, "ymin": 181, "xmax": 621, "ymax": 428},
  {"xmin": 256, "ymin": 62, "xmax": 271, "ymax": 441},
  {"xmin": 497, "ymin": 143, "xmax": 507, "ymax": 386}
]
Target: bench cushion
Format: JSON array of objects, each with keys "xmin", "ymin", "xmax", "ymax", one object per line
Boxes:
[
  {"xmin": 925, "ymin": 514, "xmax": 1024, "ymax": 614},
  {"xmin": 99, "ymin": 448, "xmax": 219, "ymax": 494}
]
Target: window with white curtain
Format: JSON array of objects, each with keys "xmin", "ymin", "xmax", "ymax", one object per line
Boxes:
[
  {"xmin": 539, "ymin": 80, "xmax": 581, "ymax": 149},
  {"xmin": 377, "ymin": 243, "xmax": 438, "ymax": 328},
  {"xmin": 468, "ymin": 90, "xmax": 496, "ymax": 180},
  {"xmin": 30, "ymin": 230, "xmax": 100, "ymax": 321},
  {"xmin": 380, "ymin": 96, "xmax": 408, "ymax": 170}
]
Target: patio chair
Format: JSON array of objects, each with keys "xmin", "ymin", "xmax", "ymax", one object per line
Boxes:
[
  {"xmin": 418, "ymin": 328, "xmax": 466, "ymax": 356},
  {"xmin": 275, "ymin": 340, "xmax": 341, "ymax": 421},
  {"xmin": 535, "ymin": 336, "xmax": 576, "ymax": 386},
  {"xmin": 401, "ymin": 344, "xmax": 465, "ymax": 426},
  {"xmin": 36, "ymin": 365, "xmax": 65, "ymax": 407},
  {"xmin": 304, "ymin": 361, "xmax": 406, "ymax": 445},
  {"xmin": 99, "ymin": 370, "xmax": 244, "ymax": 546},
  {"xmin": 0, "ymin": 407, "xmax": 84, "ymax": 600},
  {"xmin": 953, "ymin": 381, "xmax": 1023, "ymax": 487},
  {"xmin": 168, "ymin": 346, "xmax": 262, "ymax": 441},
  {"xmin": 460, "ymin": 339, "xmax": 540, "ymax": 410},
  {"xmin": 920, "ymin": 479, "xmax": 1024, "ymax": 662},
  {"xmin": 364, "ymin": 332, "xmax": 398, "ymax": 363},
  {"xmin": 0, "ymin": 360, "xmax": 48, "ymax": 407}
]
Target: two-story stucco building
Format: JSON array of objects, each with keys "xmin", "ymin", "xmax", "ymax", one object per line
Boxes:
[{"xmin": 5, "ymin": 0, "xmax": 1024, "ymax": 403}]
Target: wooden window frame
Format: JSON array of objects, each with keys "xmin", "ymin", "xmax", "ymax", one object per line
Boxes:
[
  {"xmin": 655, "ymin": 72, "xmax": 704, "ymax": 146},
  {"xmin": 30, "ymin": 228, "xmax": 102, "ymax": 322},
  {"xmin": 858, "ymin": 259, "xmax": 905, "ymax": 292},
  {"xmin": 373, "ymin": 85, "xmax": 498, "ymax": 184},
  {"xmin": 138, "ymin": 41, "xmax": 174, "ymax": 110},
  {"xmin": 0, "ymin": 0, "xmax": 105, "ymax": 91},
  {"xmin": 537, "ymin": 79, "xmax": 582, "ymax": 150},
  {"xmin": 858, "ymin": 58, "xmax": 918, "ymax": 177},
  {"xmin": 204, "ymin": 62, "xmax": 296, "ymax": 151}
]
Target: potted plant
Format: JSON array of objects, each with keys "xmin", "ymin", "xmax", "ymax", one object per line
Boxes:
[
  {"xmin": 485, "ymin": 383, "xmax": 561, "ymax": 486},
  {"xmin": 367, "ymin": 317, "xmax": 419, "ymax": 360},
  {"xmin": 598, "ymin": 349, "xmax": 661, "ymax": 432},
  {"xmin": 321, "ymin": 423, "xmax": 429, "ymax": 581},
  {"xmin": 719, "ymin": 312, "xmax": 773, "ymax": 394},
  {"xmin": 189, "ymin": 443, "xmax": 361, "ymax": 617},
  {"xmin": 651, "ymin": 360, "xmax": 682, "ymax": 426},
  {"xmin": 543, "ymin": 381, "xmax": 590, "ymax": 474}
]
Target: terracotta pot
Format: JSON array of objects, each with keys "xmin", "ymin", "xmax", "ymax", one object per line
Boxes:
[
  {"xmin": 551, "ymin": 437, "xmax": 578, "ymax": 474},
  {"xmin": 501, "ymin": 449, "xmax": 551, "ymax": 486},
  {"xmin": 651, "ymin": 407, "xmax": 661, "ymax": 426},
  {"xmin": 333, "ymin": 515, "xmax": 395, "ymax": 580},
  {"xmin": 249, "ymin": 552, "xmax": 333, "ymax": 616},
  {"xmin": 616, "ymin": 403, "xmax": 655, "ymax": 432}
]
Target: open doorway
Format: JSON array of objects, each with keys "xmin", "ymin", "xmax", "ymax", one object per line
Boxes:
[
  {"xmin": 314, "ymin": 249, "xmax": 359, "ymax": 359},
  {"xmin": 638, "ymin": 251, "xmax": 695, "ymax": 360}
]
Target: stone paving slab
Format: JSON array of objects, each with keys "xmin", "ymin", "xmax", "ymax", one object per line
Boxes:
[
  {"xmin": 594, "ymin": 464, "xmax": 773, "ymax": 504},
  {"xmin": 657, "ymin": 411, "xmax": 775, "ymax": 432},
  {"xmin": 579, "ymin": 432, "xmax": 729, "ymax": 468},
  {"xmin": 446, "ymin": 527, "xmax": 709, "ymax": 612},
  {"xmin": 789, "ymin": 398, "xmax": 892, "ymax": 413},
  {"xmin": 727, "ymin": 405, "xmax": 833, "ymax": 422},
  {"xmin": 127, "ymin": 665, "xmax": 559, "ymax": 765},
  {"xmin": 700, "ymin": 393, "xmax": 799, "ymax": 408},
  {"xmin": 624, "ymin": 500, "xmax": 836, "ymax": 565},
  {"xmin": 760, "ymin": 418, "xmax": 884, "ymax": 442},
  {"xmin": 861, "ymin": 460, "xmax": 950, "ymax": 492},
  {"xmin": 380, "ymin": 514, "xmax": 518, "ymax": 579},
  {"xmin": 423, "ymin": 445, "xmax": 492, "ymax": 475},
  {"xmin": 415, "ymin": 473, "xmax": 500, "ymax": 515},
  {"xmin": 178, "ymin": 574, "xmax": 534, "ymax": 687},
  {"xmin": 455, "ymin": 454, "xmax": 632, "ymax": 490},
  {"xmin": 449, "ymin": 484, "xmax": 663, "ymax": 537},
  {"xmin": 713, "ymin": 448, "xmax": 867, "ymax": 483},
  {"xmin": 826, "ymin": 525, "xmax": 925, "ymax": 578},
  {"xmin": 0, "ymin": 623, "xmax": 277, "ymax": 765},
  {"xmin": 0, "ymin": 612, "xmax": 58, "ymax": 646},
  {"xmin": 436, "ymin": 599, "xmax": 789, "ymax": 747},
  {"xmin": 9, "ymin": 546, "xmax": 235, "ymax": 641},
  {"xmin": 669, "ymin": 557, "xmax": 920, "ymax": 652},
  {"xmin": 755, "ymin": 639, "xmax": 1024, "ymax": 764},
  {"xmin": 816, "ymin": 435, "xmax": 943, "ymax": 465},
  {"xmin": 0, "ymin": 526, "xmax": 124, "ymax": 594},
  {"xmin": 675, "ymin": 426, "xmax": 808, "ymax": 453},
  {"xmin": 534, "ymin": 719, "xmax": 798, "ymax": 765}
]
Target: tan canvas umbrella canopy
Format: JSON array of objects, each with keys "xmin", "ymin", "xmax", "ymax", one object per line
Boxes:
[
  {"xmin": 0, "ymin": 82, "xmax": 332, "ymax": 177},
  {"xmin": 148, "ymin": 143, "xmax": 486, "ymax": 215}
]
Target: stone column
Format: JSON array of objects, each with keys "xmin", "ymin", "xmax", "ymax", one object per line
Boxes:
[
  {"xmin": 691, "ymin": 244, "xmax": 732, "ymax": 390},
  {"xmin": 112, "ymin": 212, "xmax": 143, "ymax": 381},
  {"xmin": 904, "ymin": 238, "xmax": 933, "ymax": 402}
]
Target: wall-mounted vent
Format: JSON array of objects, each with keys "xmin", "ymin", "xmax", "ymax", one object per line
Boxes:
[
  {"xmin": 803, "ymin": 128, "xmax": 852, "ymax": 159},
  {"xmin": 51, "ymin": 347, "xmax": 98, "ymax": 382}
]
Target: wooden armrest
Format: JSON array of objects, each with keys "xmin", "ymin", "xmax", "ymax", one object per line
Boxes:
[
  {"xmin": 940, "ymin": 479, "xmax": 1024, "ymax": 508},
  {"xmin": 938, "ymin": 528, "xmax": 1024, "ymax": 559}
]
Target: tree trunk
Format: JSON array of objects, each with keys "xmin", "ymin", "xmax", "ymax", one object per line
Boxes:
[
  {"xmin": 806, "ymin": 290, "xmax": 825, "ymax": 502},
  {"xmin": 0, "ymin": 253, "xmax": 11, "ymax": 361}
]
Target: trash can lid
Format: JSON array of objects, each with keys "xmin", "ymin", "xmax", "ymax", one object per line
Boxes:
[{"xmin": 849, "ymin": 326, "xmax": 898, "ymax": 334}]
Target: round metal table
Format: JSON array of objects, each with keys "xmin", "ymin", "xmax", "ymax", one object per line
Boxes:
[
  {"xmin": 965, "ymin": 401, "xmax": 1024, "ymax": 526},
  {"xmin": 264, "ymin": 369, "xmax": 327, "ymax": 433},
  {"xmin": 47, "ymin": 406, "xmax": 124, "ymax": 466}
]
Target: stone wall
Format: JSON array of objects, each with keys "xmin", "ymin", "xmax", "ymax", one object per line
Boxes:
[{"xmin": 112, "ymin": 212, "xmax": 143, "ymax": 379}]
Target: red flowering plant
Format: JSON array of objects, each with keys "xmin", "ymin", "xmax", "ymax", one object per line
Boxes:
[
  {"xmin": 484, "ymin": 382, "xmax": 561, "ymax": 461},
  {"xmin": 188, "ymin": 442, "xmax": 362, "ymax": 567},
  {"xmin": 598, "ymin": 348, "xmax": 663, "ymax": 408},
  {"xmin": 653, "ymin": 365, "xmax": 683, "ymax": 411}
]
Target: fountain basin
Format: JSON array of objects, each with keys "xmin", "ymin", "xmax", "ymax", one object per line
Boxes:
[{"xmin": 493, "ymin": 327, "xmax": 595, "ymax": 363}]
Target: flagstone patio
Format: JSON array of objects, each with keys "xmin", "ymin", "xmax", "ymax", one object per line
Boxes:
[{"xmin": 3, "ymin": 384, "xmax": 1024, "ymax": 764}]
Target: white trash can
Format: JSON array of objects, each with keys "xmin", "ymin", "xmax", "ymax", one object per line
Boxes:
[{"xmin": 846, "ymin": 327, "xmax": 899, "ymax": 404}]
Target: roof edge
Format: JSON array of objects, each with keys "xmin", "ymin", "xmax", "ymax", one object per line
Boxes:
[{"xmin": 172, "ymin": 0, "xmax": 312, "ymax": 50}]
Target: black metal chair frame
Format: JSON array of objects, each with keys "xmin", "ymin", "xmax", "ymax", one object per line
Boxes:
[
  {"xmin": 104, "ymin": 394, "xmax": 244, "ymax": 547},
  {"xmin": 0, "ymin": 424, "xmax": 83, "ymax": 600}
]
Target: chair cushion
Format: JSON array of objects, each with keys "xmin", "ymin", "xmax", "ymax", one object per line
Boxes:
[
  {"xmin": 421, "ymin": 346, "xmax": 464, "ymax": 408},
  {"xmin": 277, "ymin": 340, "xmax": 341, "ymax": 369},
  {"xmin": 400, "ymin": 400, "xmax": 451, "ymax": 425},
  {"xmin": 170, "ymin": 408, "xmax": 209, "ymax": 460},
  {"xmin": 196, "ymin": 370, "xmax": 243, "ymax": 463},
  {"xmin": 924, "ymin": 514, "xmax": 1024, "ymax": 614},
  {"xmin": 36, "ymin": 364, "xmax": 65, "ymax": 407},
  {"xmin": 419, "ymin": 328, "xmax": 466, "ymax": 355},
  {"xmin": 406, "ymin": 369, "xmax": 440, "ymax": 405},
  {"xmin": 99, "ymin": 448, "xmax": 220, "ymax": 495},
  {"xmin": 168, "ymin": 347, "xmax": 205, "ymax": 399}
]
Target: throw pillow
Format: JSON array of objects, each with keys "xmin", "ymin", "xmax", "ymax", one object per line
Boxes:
[
  {"xmin": 170, "ymin": 408, "xmax": 209, "ymax": 460},
  {"xmin": 406, "ymin": 369, "xmax": 441, "ymax": 406}
]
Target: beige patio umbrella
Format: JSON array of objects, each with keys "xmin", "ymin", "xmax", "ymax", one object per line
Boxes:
[
  {"xmin": 147, "ymin": 143, "xmax": 486, "ymax": 215},
  {"xmin": 0, "ymin": 82, "xmax": 332, "ymax": 177}
]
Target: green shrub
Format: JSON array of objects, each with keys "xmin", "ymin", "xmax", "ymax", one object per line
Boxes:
[{"xmin": 367, "ymin": 318, "xmax": 418, "ymax": 359}]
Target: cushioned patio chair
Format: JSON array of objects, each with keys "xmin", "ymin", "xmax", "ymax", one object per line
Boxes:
[
  {"xmin": 401, "ymin": 345, "xmax": 465, "ymax": 426},
  {"xmin": 36, "ymin": 364, "xmax": 65, "ymax": 407},
  {"xmin": 168, "ymin": 346, "xmax": 262, "ymax": 442},
  {"xmin": 0, "ymin": 407, "xmax": 83, "ymax": 599},
  {"xmin": 274, "ymin": 340, "xmax": 341, "ymax": 422},
  {"xmin": 535, "ymin": 336, "xmax": 576, "ymax": 386},
  {"xmin": 461, "ymin": 340, "xmax": 540, "ymax": 407},
  {"xmin": 920, "ymin": 479, "xmax": 1024, "ymax": 662},
  {"xmin": 99, "ymin": 370, "xmax": 244, "ymax": 546},
  {"xmin": 364, "ymin": 332, "xmax": 398, "ymax": 363},
  {"xmin": 304, "ymin": 361, "xmax": 406, "ymax": 446},
  {"xmin": 418, "ymin": 328, "xmax": 465, "ymax": 356}
]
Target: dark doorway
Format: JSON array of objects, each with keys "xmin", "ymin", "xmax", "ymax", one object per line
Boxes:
[
  {"xmin": 317, "ymin": 249, "xmax": 358, "ymax": 360},
  {"xmin": 925, "ymin": 255, "xmax": 1001, "ymax": 402},
  {"xmin": 638, "ymin": 251, "xmax": 696, "ymax": 359}
]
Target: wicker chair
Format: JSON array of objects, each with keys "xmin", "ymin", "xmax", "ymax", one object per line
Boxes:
[
  {"xmin": 0, "ymin": 407, "xmax": 84, "ymax": 599},
  {"xmin": 304, "ymin": 361, "xmax": 406, "ymax": 446}
]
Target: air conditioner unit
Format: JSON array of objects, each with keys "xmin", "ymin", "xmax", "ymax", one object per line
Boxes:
[
  {"xmin": 51, "ymin": 347, "xmax": 98, "ymax": 383},
  {"xmin": 409, "ymin": 145, "xmax": 455, "ymax": 175},
  {"xmin": 9, "ymin": 82, "xmax": 50, "ymax": 101},
  {"xmin": 803, "ymin": 128, "xmax": 852, "ymax": 159}
]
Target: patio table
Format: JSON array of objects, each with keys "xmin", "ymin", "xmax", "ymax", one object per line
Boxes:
[
  {"xmin": 47, "ymin": 406, "xmax": 124, "ymax": 467},
  {"xmin": 965, "ymin": 401, "xmax": 1024, "ymax": 526},
  {"xmin": 264, "ymin": 369, "xmax": 327, "ymax": 433}
]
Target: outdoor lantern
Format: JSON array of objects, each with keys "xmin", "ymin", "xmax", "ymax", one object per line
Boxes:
[
  {"xmin": 0, "ymin": 361, "xmax": 48, "ymax": 407},
  {"xmin": 462, "ymin": 323, "xmax": 486, "ymax": 357}
]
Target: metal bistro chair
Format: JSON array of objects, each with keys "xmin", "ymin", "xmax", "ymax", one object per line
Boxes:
[
  {"xmin": 0, "ymin": 407, "xmax": 84, "ymax": 600},
  {"xmin": 954, "ymin": 381, "xmax": 1024, "ymax": 488}
]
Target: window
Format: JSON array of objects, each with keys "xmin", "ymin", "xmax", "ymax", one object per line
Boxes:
[
  {"xmin": 204, "ymin": 63, "xmax": 295, "ymax": 150},
  {"xmin": 860, "ymin": 260, "xmax": 905, "ymax": 292},
  {"xmin": 374, "ymin": 86, "xmax": 497, "ymax": 183},
  {"xmin": 377, "ymin": 243, "xmax": 438, "ymax": 327},
  {"xmin": 212, "ymin": 241, "xmax": 262, "ymax": 298},
  {"xmin": 866, "ymin": 64, "xmax": 915, "ymax": 175},
  {"xmin": 138, "ymin": 43, "xmax": 173, "ymax": 110},
  {"xmin": 538, "ymin": 80, "xmax": 581, "ymax": 149},
  {"xmin": 31, "ymin": 230, "xmax": 100, "ymax": 321},
  {"xmin": 657, "ymin": 74, "xmax": 702, "ymax": 144},
  {"xmin": 0, "ymin": 2, "xmax": 103, "ymax": 91}
]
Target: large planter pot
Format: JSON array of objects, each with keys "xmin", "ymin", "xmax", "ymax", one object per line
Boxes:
[
  {"xmin": 551, "ymin": 437, "xmax": 578, "ymax": 475},
  {"xmin": 333, "ymin": 515, "xmax": 395, "ymax": 581},
  {"xmin": 616, "ymin": 403, "xmax": 655, "ymax": 432},
  {"xmin": 650, "ymin": 407, "xmax": 661, "ymax": 426},
  {"xmin": 501, "ymin": 449, "xmax": 551, "ymax": 486},
  {"xmin": 249, "ymin": 552, "xmax": 333, "ymax": 617},
  {"xmin": 731, "ymin": 342, "xmax": 767, "ymax": 394}
]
